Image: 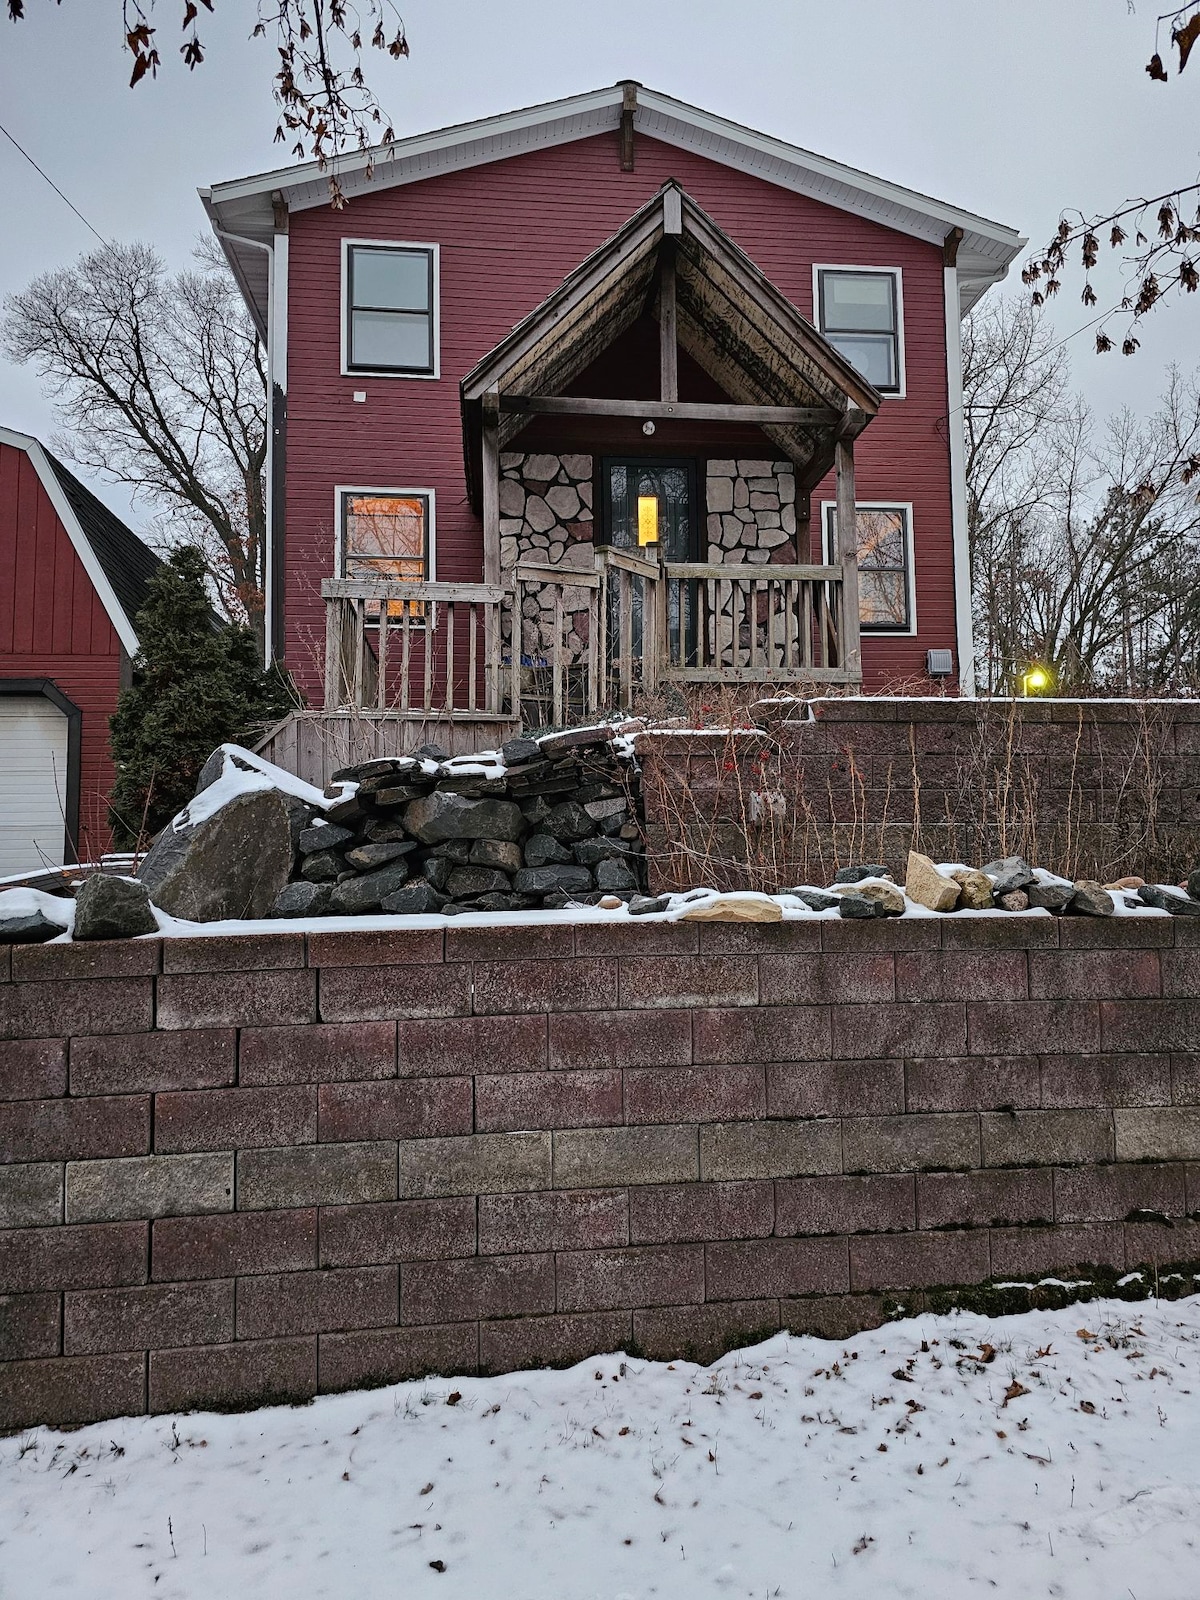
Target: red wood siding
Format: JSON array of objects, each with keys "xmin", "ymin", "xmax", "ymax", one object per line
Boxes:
[
  {"xmin": 0, "ymin": 441, "xmax": 124, "ymax": 857},
  {"xmin": 286, "ymin": 129, "xmax": 956, "ymax": 696}
]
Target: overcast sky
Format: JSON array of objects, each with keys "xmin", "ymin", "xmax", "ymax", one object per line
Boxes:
[{"xmin": 1, "ymin": 0, "xmax": 1197, "ymax": 531}]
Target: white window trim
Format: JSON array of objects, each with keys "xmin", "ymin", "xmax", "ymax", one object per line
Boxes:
[
  {"xmin": 340, "ymin": 238, "xmax": 441, "ymax": 380},
  {"xmin": 812, "ymin": 263, "xmax": 906, "ymax": 399},
  {"xmin": 334, "ymin": 485, "xmax": 437, "ymax": 582},
  {"xmin": 821, "ymin": 498, "xmax": 917, "ymax": 637}
]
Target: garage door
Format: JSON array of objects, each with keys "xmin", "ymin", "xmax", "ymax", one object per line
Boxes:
[{"xmin": 0, "ymin": 696, "xmax": 70, "ymax": 875}]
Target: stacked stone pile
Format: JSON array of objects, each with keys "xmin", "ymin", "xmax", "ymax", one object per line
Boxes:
[{"xmin": 273, "ymin": 726, "xmax": 645, "ymax": 919}]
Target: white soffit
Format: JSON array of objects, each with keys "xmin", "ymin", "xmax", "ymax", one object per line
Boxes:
[{"xmin": 204, "ymin": 83, "xmax": 1024, "ymax": 327}]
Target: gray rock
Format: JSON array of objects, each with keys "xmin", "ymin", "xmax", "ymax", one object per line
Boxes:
[
  {"xmin": 837, "ymin": 893, "xmax": 880, "ymax": 919},
  {"xmin": 572, "ymin": 837, "xmax": 636, "ymax": 867},
  {"xmin": 469, "ymin": 837, "xmax": 524, "ymax": 873},
  {"xmin": 1069, "ymin": 881, "xmax": 1115, "ymax": 917},
  {"xmin": 832, "ymin": 864, "xmax": 889, "ymax": 885},
  {"xmin": 381, "ymin": 880, "xmax": 447, "ymax": 915},
  {"xmin": 271, "ymin": 881, "xmax": 333, "ymax": 918},
  {"xmin": 541, "ymin": 801, "xmax": 595, "ymax": 844},
  {"xmin": 298, "ymin": 822, "xmax": 355, "ymax": 854},
  {"xmin": 403, "ymin": 791, "xmax": 525, "ymax": 845},
  {"xmin": 788, "ymin": 889, "xmax": 840, "ymax": 912},
  {"xmin": 538, "ymin": 726, "xmax": 615, "ymax": 757},
  {"xmin": 501, "ymin": 738, "xmax": 541, "ymax": 766},
  {"xmin": 1025, "ymin": 882, "xmax": 1075, "ymax": 912},
  {"xmin": 983, "ymin": 855, "xmax": 1034, "ymax": 879},
  {"xmin": 997, "ymin": 889, "xmax": 1031, "ymax": 911},
  {"xmin": 1138, "ymin": 884, "xmax": 1200, "ymax": 916},
  {"xmin": 429, "ymin": 839, "xmax": 472, "ymax": 864},
  {"xmin": 583, "ymin": 797, "xmax": 627, "ymax": 822},
  {"xmin": 469, "ymin": 892, "xmax": 538, "ymax": 912},
  {"xmin": 446, "ymin": 866, "xmax": 513, "ymax": 898},
  {"xmin": 328, "ymin": 861, "xmax": 412, "ymax": 913},
  {"xmin": 138, "ymin": 787, "xmax": 311, "ymax": 923},
  {"xmin": 0, "ymin": 908, "xmax": 62, "ymax": 944},
  {"xmin": 363, "ymin": 818, "xmax": 411, "ymax": 844},
  {"xmin": 1188, "ymin": 867, "xmax": 1200, "ymax": 901},
  {"xmin": 992, "ymin": 866, "xmax": 1037, "ymax": 896},
  {"xmin": 512, "ymin": 865, "xmax": 594, "ymax": 896},
  {"xmin": 422, "ymin": 858, "xmax": 451, "ymax": 891},
  {"xmin": 628, "ymin": 894, "xmax": 671, "ymax": 916},
  {"xmin": 414, "ymin": 744, "xmax": 447, "ymax": 762},
  {"xmin": 73, "ymin": 875, "xmax": 158, "ymax": 941},
  {"xmin": 595, "ymin": 859, "xmax": 638, "ymax": 892},
  {"xmin": 520, "ymin": 796, "xmax": 554, "ymax": 827},
  {"xmin": 372, "ymin": 783, "xmax": 436, "ymax": 806},
  {"xmin": 344, "ymin": 842, "xmax": 417, "ymax": 871},
  {"xmin": 524, "ymin": 833, "xmax": 572, "ymax": 868},
  {"xmin": 301, "ymin": 850, "xmax": 345, "ymax": 883}
]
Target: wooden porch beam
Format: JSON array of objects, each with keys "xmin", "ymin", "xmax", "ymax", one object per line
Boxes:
[{"xmin": 499, "ymin": 395, "xmax": 841, "ymax": 426}]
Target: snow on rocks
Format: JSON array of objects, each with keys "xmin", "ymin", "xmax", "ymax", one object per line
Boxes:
[
  {"xmin": 5, "ymin": 1295, "xmax": 1200, "ymax": 1599},
  {"xmin": 0, "ymin": 886, "xmax": 73, "ymax": 944}
]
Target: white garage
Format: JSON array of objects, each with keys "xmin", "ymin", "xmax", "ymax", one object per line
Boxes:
[{"xmin": 0, "ymin": 694, "xmax": 71, "ymax": 876}]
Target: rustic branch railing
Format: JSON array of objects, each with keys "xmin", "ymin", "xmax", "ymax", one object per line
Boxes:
[
  {"xmin": 660, "ymin": 563, "xmax": 857, "ymax": 683},
  {"xmin": 322, "ymin": 559, "xmax": 860, "ymax": 724}
]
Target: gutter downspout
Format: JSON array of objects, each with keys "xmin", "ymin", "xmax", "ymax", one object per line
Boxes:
[
  {"xmin": 942, "ymin": 227, "xmax": 976, "ymax": 697},
  {"xmin": 210, "ymin": 223, "xmax": 280, "ymax": 666}
]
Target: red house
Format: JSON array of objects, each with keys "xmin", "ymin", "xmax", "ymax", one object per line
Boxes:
[
  {"xmin": 204, "ymin": 83, "xmax": 1023, "ymax": 759},
  {"xmin": 0, "ymin": 427, "xmax": 161, "ymax": 873}
]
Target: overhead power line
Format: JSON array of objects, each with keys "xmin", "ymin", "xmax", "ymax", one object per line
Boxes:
[{"xmin": 0, "ymin": 119, "xmax": 109, "ymax": 247}]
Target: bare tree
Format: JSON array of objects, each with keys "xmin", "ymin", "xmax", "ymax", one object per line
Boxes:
[
  {"xmin": 1024, "ymin": 1, "xmax": 1200, "ymax": 352},
  {"xmin": 965, "ymin": 295, "xmax": 1200, "ymax": 693},
  {"xmin": 6, "ymin": 1, "xmax": 409, "ymax": 198},
  {"xmin": 2, "ymin": 237, "xmax": 270, "ymax": 646}
]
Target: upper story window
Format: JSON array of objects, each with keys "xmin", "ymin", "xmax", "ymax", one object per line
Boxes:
[
  {"xmin": 816, "ymin": 268, "xmax": 903, "ymax": 395},
  {"xmin": 344, "ymin": 242, "xmax": 438, "ymax": 376}
]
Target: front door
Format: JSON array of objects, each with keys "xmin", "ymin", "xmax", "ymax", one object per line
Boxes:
[{"xmin": 601, "ymin": 459, "xmax": 695, "ymax": 559}]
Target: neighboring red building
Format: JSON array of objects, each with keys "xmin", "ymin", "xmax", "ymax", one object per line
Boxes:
[
  {"xmin": 0, "ymin": 427, "xmax": 161, "ymax": 872},
  {"xmin": 205, "ymin": 83, "xmax": 1023, "ymax": 724}
]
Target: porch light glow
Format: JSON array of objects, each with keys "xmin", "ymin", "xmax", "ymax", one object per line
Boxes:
[
  {"xmin": 1022, "ymin": 664, "xmax": 1052, "ymax": 696},
  {"xmin": 637, "ymin": 494, "xmax": 659, "ymax": 545}
]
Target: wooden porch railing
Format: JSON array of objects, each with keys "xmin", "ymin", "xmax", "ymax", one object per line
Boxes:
[
  {"xmin": 321, "ymin": 557, "xmax": 860, "ymax": 724},
  {"xmin": 659, "ymin": 563, "xmax": 860, "ymax": 684}
]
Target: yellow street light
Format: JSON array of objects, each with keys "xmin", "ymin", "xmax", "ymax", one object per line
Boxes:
[{"xmin": 1021, "ymin": 664, "xmax": 1052, "ymax": 696}]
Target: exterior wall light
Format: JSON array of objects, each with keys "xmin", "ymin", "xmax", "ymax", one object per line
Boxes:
[
  {"xmin": 642, "ymin": 420, "xmax": 656, "ymax": 435},
  {"xmin": 637, "ymin": 494, "xmax": 659, "ymax": 546},
  {"xmin": 1021, "ymin": 664, "xmax": 1052, "ymax": 696}
]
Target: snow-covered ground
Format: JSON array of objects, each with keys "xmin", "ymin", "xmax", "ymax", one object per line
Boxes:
[{"xmin": 4, "ymin": 1296, "xmax": 1200, "ymax": 1598}]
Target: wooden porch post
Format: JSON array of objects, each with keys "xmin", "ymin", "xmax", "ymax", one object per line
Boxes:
[
  {"xmin": 481, "ymin": 383, "xmax": 503, "ymax": 714},
  {"xmin": 834, "ymin": 433, "xmax": 863, "ymax": 682},
  {"xmin": 659, "ymin": 248, "xmax": 678, "ymax": 403}
]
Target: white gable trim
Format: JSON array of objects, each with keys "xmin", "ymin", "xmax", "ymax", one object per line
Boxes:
[
  {"xmin": 0, "ymin": 426, "xmax": 141, "ymax": 657},
  {"xmin": 204, "ymin": 83, "xmax": 1024, "ymax": 330}
]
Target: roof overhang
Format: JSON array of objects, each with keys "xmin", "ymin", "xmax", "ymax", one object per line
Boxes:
[
  {"xmin": 459, "ymin": 182, "xmax": 881, "ymax": 510},
  {"xmin": 0, "ymin": 426, "xmax": 141, "ymax": 656},
  {"xmin": 204, "ymin": 82, "xmax": 1025, "ymax": 332}
]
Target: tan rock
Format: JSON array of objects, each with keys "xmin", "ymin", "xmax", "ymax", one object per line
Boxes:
[
  {"xmin": 904, "ymin": 851, "xmax": 962, "ymax": 912},
  {"xmin": 1104, "ymin": 876, "xmax": 1145, "ymax": 890},
  {"xmin": 831, "ymin": 880, "xmax": 906, "ymax": 917},
  {"xmin": 949, "ymin": 867, "xmax": 994, "ymax": 910},
  {"xmin": 597, "ymin": 895, "xmax": 624, "ymax": 910},
  {"xmin": 678, "ymin": 893, "xmax": 783, "ymax": 923}
]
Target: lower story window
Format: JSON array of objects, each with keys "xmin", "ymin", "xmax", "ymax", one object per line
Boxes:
[
  {"xmin": 339, "ymin": 490, "xmax": 431, "ymax": 616},
  {"xmin": 823, "ymin": 502, "xmax": 913, "ymax": 632}
]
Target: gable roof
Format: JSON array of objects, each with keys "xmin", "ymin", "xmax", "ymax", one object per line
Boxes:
[
  {"xmin": 203, "ymin": 82, "xmax": 1025, "ymax": 337},
  {"xmin": 461, "ymin": 181, "xmax": 880, "ymax": 507},
  {"xmin": 0, "ymin": 426, "xmax": 162, "ymax": 657}
]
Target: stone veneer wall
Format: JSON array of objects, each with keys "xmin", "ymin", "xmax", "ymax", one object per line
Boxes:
[
  {"xmin": 4, "ymin": 917, "xmax": 1200, "ymax": 1430},
  {"xmin": 638, "ymin": 697, "xmax": 1200, "ymax": 893},
  {"xmin": 704, "ymin": 458, "xmax": 800, "ymax": 564}
]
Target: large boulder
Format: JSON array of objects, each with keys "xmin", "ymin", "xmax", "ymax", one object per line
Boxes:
[
  {"xmin": 904, "ymin": 851, "xmax": 961, "ymax": 912},
  {"xmin": 402, "ymin": 791, "xmax": 525, "ymax": 845},
  {"xmin": 73, "ymin": 875, "xmax": 158, "ymax": 941},
  {"xmin": 139, "ymin": 787, "xmax": 312, "ymax": 922}
]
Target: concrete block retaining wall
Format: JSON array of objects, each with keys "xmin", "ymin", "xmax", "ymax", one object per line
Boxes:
[{"xmin": 3, "ymin": 916, "xmax": 1200, "ymax": 1430}]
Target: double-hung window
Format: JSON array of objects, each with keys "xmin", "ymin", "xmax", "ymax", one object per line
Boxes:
[
  {"xmin": 816, "ymin": 268, "xmax": 903, "ymax": 395},
  {"xmin": 339, "ymin": 490, "xmax": 432, "ymax": 617},
  {"xmin": 344, "ymin": 243, "xmax": 437, "ymax": 376},
  {"xmin": 824, "ymin": 503, "xmax": 913, "ymax": 632}
]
